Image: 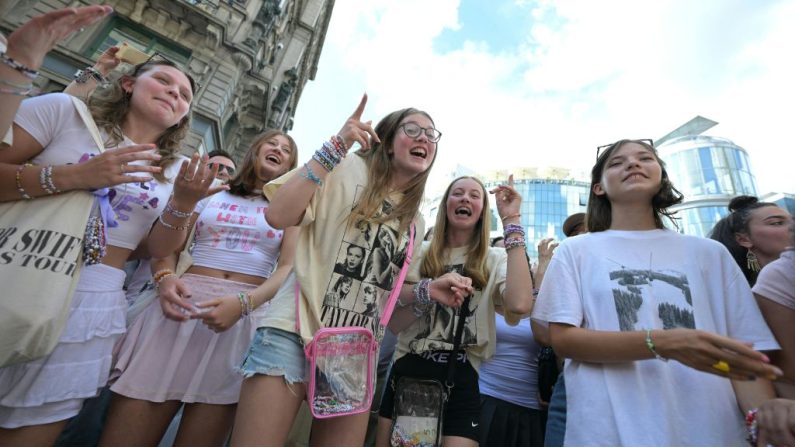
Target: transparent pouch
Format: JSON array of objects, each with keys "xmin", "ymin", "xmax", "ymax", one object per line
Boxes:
[
  {"xmin": 389, "ymin": 377, "xmax": 446, "ymax": 447},
  {"xmin": 305, "ymin": 326, "xmax": 377, "ymax": 419}
]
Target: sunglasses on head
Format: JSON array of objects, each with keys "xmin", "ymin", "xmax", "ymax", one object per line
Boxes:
[{"xmin": 596, "ymin": 139, "xmax": 654, "ymax": 162}]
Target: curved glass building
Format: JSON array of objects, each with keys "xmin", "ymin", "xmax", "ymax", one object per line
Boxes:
[{"xmin": 658, "ymin": 135, "xmax": 758, "ymax": 236}]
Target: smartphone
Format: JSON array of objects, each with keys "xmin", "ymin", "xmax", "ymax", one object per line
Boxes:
[{"xmin": 116, "ymin": 43, "xmax": 149, "ymax": 65}]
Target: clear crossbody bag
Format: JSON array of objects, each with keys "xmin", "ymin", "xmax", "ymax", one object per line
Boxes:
[
  {"xmin": 389, "ymin": 296, "xmax": 471, "ymax": 447},
  {"xmin": 297, "ymin": 224, "xmax": 415, "ymax": 419}
]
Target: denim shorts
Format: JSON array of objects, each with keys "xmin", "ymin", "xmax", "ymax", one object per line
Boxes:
[{"xmin": 239, "ymin": 327, "xmax": 308, "ymax": 384}]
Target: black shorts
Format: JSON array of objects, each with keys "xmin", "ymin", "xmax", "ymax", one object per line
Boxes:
[{"xmin": 379, "ymin": 352, "xmax": 480, "ymax": 441}]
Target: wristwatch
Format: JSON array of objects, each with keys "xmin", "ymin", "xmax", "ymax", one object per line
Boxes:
[{"xmin": 73, "ymin": 67, "xmax": 107, "ymax": 84}]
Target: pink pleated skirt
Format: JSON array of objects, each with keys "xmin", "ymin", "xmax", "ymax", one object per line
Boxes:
[
  {"xmin": 0, "ymin": 263, "xmax": 127, "ymax": 428},
  {"xmin": 111, "ymin": 274, "xmax": 268, "ymax": 405}
]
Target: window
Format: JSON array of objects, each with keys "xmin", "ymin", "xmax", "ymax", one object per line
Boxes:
[
  {"xmin": 85, "ymin": 17, "xmax": 191, "ymax": 66},
  {"xmin": 192, "ymin": 114, "xmax": 219, "ymax": 155}
]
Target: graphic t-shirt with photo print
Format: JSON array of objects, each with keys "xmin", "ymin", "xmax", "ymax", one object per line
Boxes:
[
  {"xmin": 395, "ymin": 243, "xmax": 508, "ymax": 371},
  {"xmin": 258, "ymin": 153, "xmax": 424, "ymax": 344}
]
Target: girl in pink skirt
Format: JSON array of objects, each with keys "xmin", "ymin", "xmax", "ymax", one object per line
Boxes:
[{"xmin": 101, "ymin": 130, "xmax": 299, "ymax": 447}]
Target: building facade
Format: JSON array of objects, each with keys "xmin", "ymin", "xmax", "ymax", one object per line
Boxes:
[
  {"xmin": 0, "ymin": 0, "xmax": 334, "ymax": 160},
  {"xmin": 658, "ymin": 135, "xmax": 758, "ymax": 236},
  {"xmin": 484, "ymin": 167, "xmax": 590, "ymax": 259}
]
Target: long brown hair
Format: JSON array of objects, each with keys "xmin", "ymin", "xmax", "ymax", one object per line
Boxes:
[
  {"xmin": 87, "ymin": 60, "xmax": 196, "ymax": 183},
  {"xmin": 586, "ymin": 139, "xmax": 683, "ymax": 232},
  {"xmin": 228, "ymin": 130, "xmax": 298, "ymax": 197},
  {"xmin": 351, "ymin": 108, "xmax": 437, "ymax": 233},
  {"xmin": 420, "ymin": 176, "xmax": 490, "ymax": 289}
]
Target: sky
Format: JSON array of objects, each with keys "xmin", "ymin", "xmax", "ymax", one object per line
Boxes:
[{"xmin": 290, "ymin": 0, "xmax": 795, "ymax": 198}]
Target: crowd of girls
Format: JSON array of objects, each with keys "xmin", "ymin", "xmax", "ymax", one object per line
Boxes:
[{"xmin": 2, "ymin": 6, "xmax": 795, "ymax": 447}]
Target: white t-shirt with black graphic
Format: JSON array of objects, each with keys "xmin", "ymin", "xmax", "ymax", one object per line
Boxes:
[{"xmin": 532, "ymin": 229, "xmax": 778, "ymax": 447}]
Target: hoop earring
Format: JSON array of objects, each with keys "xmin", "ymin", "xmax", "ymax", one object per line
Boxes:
[{"xmin": 746, "ymin": 250, "xmax": 761, "ymax": 273}]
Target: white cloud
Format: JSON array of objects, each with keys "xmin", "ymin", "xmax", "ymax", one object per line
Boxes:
[{"xmin": 291, "ymin": 0, "xmax": 795, "ymax": 197}]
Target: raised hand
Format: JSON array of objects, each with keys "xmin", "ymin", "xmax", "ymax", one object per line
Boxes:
[
  {"xmin": 337, "ymin": 93, "xmax": 380, "ymax": 151},
  {"xmin": 93, "ymin": 45, "xmax": 121, "ymax": 77},
  {"xmin": 654, "ymin": 328, "xmax": 783, "ymax": 381},
  {"xmin": 75, "ymin": 144, "xmax": 162, "ymax": 189},
  {"xmin": 489, "ymin": 174, "xmax": 521, "ymax": 222},
  {"xmin": 429, "ymin": 272, "xmax": 473, "ymax": 308},
  {"xmin": 537, "ymin": 238, "xmax": 558, "ymax": 266},
  {"xmin": 171, "ymin": 153, "xmax": 226, "ymax": 208},
  {"xmin": 157, "ymin": 275, "xmax": 194, "ymax": 321},
  {"xmin": 5, "ymin": 5, "xmax": 113, "ymax": 71},
  {"xmin": 192, "ymin": 295, "xmax": 242, "ymax": 333}
]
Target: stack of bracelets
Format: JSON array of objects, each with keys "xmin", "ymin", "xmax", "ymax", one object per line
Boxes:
[
  {"xmin": 157, "ymin": 199, "xmax": 192, "ymax": 231},
  {"xmin": 302, "ymin": 135, "xmax": 348, "ymax": 186},
  {"xmin": 237, "ymin": 292, "xmax": 254, "ymax": 317},
  {"xmin": 410, "ymin": 278, "xmax": 433, "ymax": 317},
  {"xmin": 503, "ymin": 222, "xmax": 526, "ymax": 251},
  {"xmin": 1, "ymin": 52, "xmax": 37, "ymax": 97},
  {"xmin": 14, "ymin": 164, "xmax": 62, "ymax": 199}
]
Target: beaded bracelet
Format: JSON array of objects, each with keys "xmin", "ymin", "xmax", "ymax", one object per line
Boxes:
[
  {"xmin": 745, "ymin": 408, "xmax": 758, "ymax": 445},
  {"xmin": 412, "ymin": 278, "xmax": 432, "ymax": 317},
  {"xmin": 237, "ymin": 292, "xmax": 253, "ymax": 317},
  {"xmin": 312, "ymin": 143, "xmax": 339, "ymax": 171},
  {"xmin": 503, "ymin": 223, "xmax": 525, "ymax": 238},
  {"xmin": 153, "ymin": 269, "xmax": 176, "ymax": 285},
  {"xmin": 644, "ymin": 329, "xmax": 668, "ymax": 361},
  {"xmin": 0, "ymin": 52, "xmax": 39, "ymax": 80},
  {"xmin": 157, "ymin": 213, "xmax": 188, "ymax": 231},
  {"xmin": 331, "ymin": 134, "xmax": 348, "ymax": 155},
  {"xmin": 504, "ymin": 236, "xmax": 526, "ymax": 251},
  {"xmin": 15, "ymin": 163, "xmax": 32, "ymax": 200},
  {"xmin": 301, "ymin": 163, "xmax": 323, "ymax": 186},
  {"xmin": 39, "ymin": 165, "xmax": 60, "ymax": 195},
  {"xmin": 165, "ymin": 201, "xmax": 192, "ymax": 219}
]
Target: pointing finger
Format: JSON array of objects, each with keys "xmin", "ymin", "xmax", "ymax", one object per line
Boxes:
[{"xmin": 350, "ymin": 93, "xmax": 368, "ymax": 121}]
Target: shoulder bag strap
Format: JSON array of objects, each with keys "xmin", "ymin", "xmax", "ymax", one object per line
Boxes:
[
  {"xmin": 378, "ymin": 222, "xmax": 415, "ymax": 327},
  {"xmin": 444, "ymin": 294, "xmax": 471, "ymax": 392},
  {"xmin": 69, "ymin": 96, "xmax": 105, "ymax": 153}
]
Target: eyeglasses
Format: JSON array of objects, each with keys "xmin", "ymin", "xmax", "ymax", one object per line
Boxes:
[
  {"xmin": 399, "ymin": 122, "xmax": 442, "ymax": 143},
  {"xmin": 596, "ymin": 138, "xmax": 654, "ymax": 161},
  {"xmin": 132, "ymin": 52, "xmax": 200, "ymax": 94}
]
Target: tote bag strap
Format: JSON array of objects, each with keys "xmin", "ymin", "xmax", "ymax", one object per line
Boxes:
[
  {"xmin": 294, "ymin": 222, "xmax": 416, "ymax": 334},
  {"xmin": 69, "ymin": 96, "xmax": 105, "ymax": 154}
]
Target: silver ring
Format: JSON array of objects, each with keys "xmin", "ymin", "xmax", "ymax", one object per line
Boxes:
[{"xmin": 120, "ymin": 163, "xmax": 126, "ymax": 173}]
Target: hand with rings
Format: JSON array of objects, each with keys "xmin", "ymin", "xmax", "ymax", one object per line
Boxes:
[
  {"xmin": 648, "ymin": 328, "xmax": 782, "ymax": 381},
  {"xmin": 171, "ymin": 153, "xmax": 229, "ymax": 209},
  {"xmin": 71, "ymin": 144, "xmax": 163, "ymax": 190}
]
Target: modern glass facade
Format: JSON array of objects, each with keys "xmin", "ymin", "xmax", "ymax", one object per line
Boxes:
[
  {"xmin": 658, "ymin": 135, "xmax": 758, "ymax": 236},
  {"xmin": 486, "ymin": 178, "xmax": 590, "ymax": 259}
]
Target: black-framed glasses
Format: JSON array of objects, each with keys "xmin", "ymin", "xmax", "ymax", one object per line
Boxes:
[
  {"xmin": 210, "ymin": 163, "xmax": 235, "ymax": 176},
  {"xmin": 596, "ymin": 138, "xmax": 654, "ymax": 161},
  {"xmin": 132, "ymin": 52, "xmax": 200, "ymax": 94},
  {"xmin": 400, "ymin": 122, "xmax": 442, "ymax": 143}
]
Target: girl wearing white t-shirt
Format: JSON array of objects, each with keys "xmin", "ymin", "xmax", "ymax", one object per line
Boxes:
[
  {"xmin": 531, "ymin": 139, "xmax": 784, "ymax": 446},
  {"xmin": 0, "ymin": 57, "xmax": 217, "ymax": 445},
  {"xmin": 100, "ymin": 130, "xmax": 298, "ymax": 447},
  {"xmin": 230, "ymin": 96, "xmax": 466, "ymax": 447}
]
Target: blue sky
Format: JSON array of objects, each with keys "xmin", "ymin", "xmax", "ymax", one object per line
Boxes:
[{"xmin": 290, "ymin": 0, "xmax": 795, "ymax": 198}]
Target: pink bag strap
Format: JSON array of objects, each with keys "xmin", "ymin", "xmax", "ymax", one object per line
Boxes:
[{"xmin": 294, "ymin": 222, "xmax": 416, "ymax": 334}]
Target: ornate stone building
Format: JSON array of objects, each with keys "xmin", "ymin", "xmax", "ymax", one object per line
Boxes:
[{"xmin": 0, "ymin": 0, "xmax": 335, "ymax": 159}]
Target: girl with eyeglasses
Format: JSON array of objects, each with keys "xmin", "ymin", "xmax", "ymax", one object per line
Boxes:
[
  {"xmin": 531, "ymin": 139, "xmax": 784, "ymax": 446},
  {"xmin": 374, "ymin": 175, "xmax": 534, "ymax": 447},
  {"xmin": 230, "ymin": 96, "xmax": 460, "ymax": 446},
  {"xmin": 0, "ymin": 17, "xmax": 218, "ymax": 445},
  {"xmin": 100, "ymin": 131, "xmax": 298, "ymax": 447}
]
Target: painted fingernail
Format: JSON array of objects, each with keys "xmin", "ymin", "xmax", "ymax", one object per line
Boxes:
[
  {"xmin": 772, "ymin": 366, "xmax": 784, "ymax": 376},
  {"xmin": 761, "ymin": 354, "xmax": 770, "ymax": 363}
]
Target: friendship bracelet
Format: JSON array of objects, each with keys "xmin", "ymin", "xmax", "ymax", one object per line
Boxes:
[
  {"xmin": 412, "ymin": 278, "xmax": 432, "ymax": 317},
  {"xmin": 323, "ymin": 140, "xmax": 343, "ymax": 163},
  {"xmin": 504, "ymin": 236, "xmax": 526, "ymax": 251},
  {"xmin": 157, "ymin": 213, "xmax": 188, "ymax": 231},
  {"xmin": 644, "ymin": 329, "xmax": 668, "ymax": 361},
  {"xmin": 165, "ymin": 201, "xmax": 192, "ymax": 219},
  {"xmin": 153, "ymin": 269, "xmax": 176, "ymax": 285},
  {"xmin": 501, "ymin": 213, "xmax": 521, "ymax": 222},
  {"xmin": 301, "ymin": 163, "xmax": 323, "ymax": 186},
  {"xmin": 331, "ymin": 134, "xmax": 348, "ymax": 154},
  {"xmin": 0, "ymin": 52, "xmax": 39, "ymax": 80},
  {"xmin": 15, "ymin": 163, "xmax": 32, "ymax": 200},
  {"xmin": 745, "ymin": 409, "xmax": 758, "ymax": 445},
  {"xmin": 503, "ymin": 223, "xmax": 525, "ymax": 238},
  {"xmin": 39, "ymin": 165, "xmax": 60, "ymax": 195}
]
